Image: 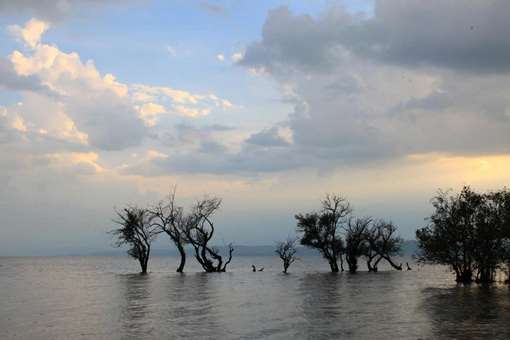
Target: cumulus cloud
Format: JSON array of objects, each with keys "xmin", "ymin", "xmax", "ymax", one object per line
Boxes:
[
  {"xmin": 131, "ymin": 84, "xmax": 234, "ymax": 123},
  {"xmin": 0, "ymin": 57, "xmax": 49, "ymax": 92},
  {"xmin": 7, "ymin": 22, "xmax": 145, "ymax": 150},
  {"xmin": 3, "ymin": 18, "xmax": 234, "ymax": 152},
  {"xmin": 227, "ymin": 2, "xmax": 510, "ymax": 173},
  {"xmin": 242, "ymin": 1, "xmax": 510, "ymax": 73},
  {"xmin": 8, "ymin": 18, "xmax": 50, "ymax": 48}
]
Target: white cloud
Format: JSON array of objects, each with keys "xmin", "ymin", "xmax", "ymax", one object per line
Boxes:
[
  {"xmin": 45, "ymin": 152, "xmax": 104, "ymax": 173},
  {"xmin": 146, "ymin": 149, "xmax": 168, "ymax": 160},
  {"xmin": 11, "ymin": 115, "xmax": 28, "ymax": 132},
  {"xmin": 231, "ymin": 51, "xmax": 243, "ymax": 63},
  {"xmin": 216, "ymin": 53, "xmax": 225, "ymax": 62},
  {"xmin": 8, "ymin": 18, "xmax": 49, "ymax": 48},
  {"xmin": 6, "ymin": 19, "xmax": 144, "ymax": 150},
  {"xmin": 138, "ymin": 102, "xmax": 166, "ymax": 117},
  {"xmin": 131, "ymin": 84, "xmax": 234, "ymax": 119}
]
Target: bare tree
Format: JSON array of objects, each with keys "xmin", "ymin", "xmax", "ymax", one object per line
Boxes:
[
  {"xmin": 345, "ymin": 217, "xmax": 371, "ymax": 273},
  {"xmin": 149, "ymin": 190, "xmax": 189, "ymax": 273},
  {"xmin": 275, "ymin": 238, "xmax": 297, "ymax": 273},
  {"xmin": 296, "ymin": 194, "xmax": 351, "ymax": 272},
  {"xmin": 364, "ymin": 224, "xmax": 382, "ymax": 272},
  {"xmin": 184, "ymin": 197, "xmax": 234, "ymax": 272},
  {"xmin": 111, "ymin": 206, "xmax": 158, "ymax": 274},
  {"xmin": 371, "ymin": 220, "xmax": 403, "ymax": 270}
]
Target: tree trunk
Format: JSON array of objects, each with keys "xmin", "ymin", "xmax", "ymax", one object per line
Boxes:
[
  {"xmin": 176, "ymin": 243, "xmax": 186, "ymax": 273},
  {"xmin": 347, "ymin": 255, "xmax": 357, "ymax": 273},
  {"xmin": 373, "ymin": 256, "xmax": 383, "ymax": 272},
  {"xmin": 383, "ymin": 255, "xmax": 402, "ymax": 270},
  {"xmin": 140, "ymin": 258, "xmax": 148, "ymax": 274},
  {"xmin": 367, "ymin": 259, "xmax": 375, "ymax": 272},
  {"xmin": 457, "ymin": 269, "xmax": 473, "ymax": 283},
  {"xmin": 329, "ymin": 259, "xmax": 339, "ymax": 273}
]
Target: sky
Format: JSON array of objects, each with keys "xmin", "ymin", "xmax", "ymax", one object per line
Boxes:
[{"xmin": 2, "ymin": 0, "xmax": 510, "ymax": 255}]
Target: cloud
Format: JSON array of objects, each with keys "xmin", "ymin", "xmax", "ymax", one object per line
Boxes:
[
  {"xmin": 0, "ymin": 57, "xmax": 49, "ymax": 92},
  {"xmin": 0, "ymin": 0, "xmax": 138, "ymax": 22},
  {"xmin": 4, "ymin": 18, "xmax": 234, "ymax": 152},
  {"xmin": 131, "ymin": 84, "xmax": 234, "ymax": 120},
  {"xmin": 216, "ymin": 53, "xmax": 225, "ymax": 62},
  {"xmin": 231, "ymin": 52, "xmax": 243, "ymax": 63},
  {"xmin": 8, "ymin": 18, "xmax": 50, "ymax": 48},
  {"xmin": 7, "ymin": 20, "xmax": 146, "ymax": 150},
  {"xmin": 242, "ymin": 1, "xmax": 510, "ymax": 74},
  {"xmin": 44, "ymin": 151, "xmax": 103, "ymax": 174},
  {"xmin": 227, "ymin": 2, "xmax": 510, "ymax": 174},
  {"xmin": 245, "ymin": 126, "xmax": 290, "ymax": 147},
  {"xmin": 199, "ymin": 1, "xmax": 226, "ymax": 15}
]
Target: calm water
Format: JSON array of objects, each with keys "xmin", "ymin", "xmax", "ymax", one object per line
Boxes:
[{"xmin": 1, "ymin": 256, "xmax": 510, "ymax": 339}]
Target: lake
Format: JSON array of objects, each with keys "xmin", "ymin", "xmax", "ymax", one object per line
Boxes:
[{"xmin": 1, "ymin": 256, "xmax": 510, "ymax": 339}]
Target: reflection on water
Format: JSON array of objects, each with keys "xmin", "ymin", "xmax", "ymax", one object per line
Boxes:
[
  {"xmin": 164, "ymin": 273, "xmax": 226, "ymax": 339},
  {"xmin": 1, "ymin": 256, "xmax": 510, "ymax": 339},
  {"xmin": 297, "ymin": 273, "xmax": 346, "ymax": 338},
  {"xmin": 422, "ymin": 285, "xmax": 510, "ymax": 339},
  {"xmin": 119, "ymin": 274, "xmax": 154, "ymax": 339}
]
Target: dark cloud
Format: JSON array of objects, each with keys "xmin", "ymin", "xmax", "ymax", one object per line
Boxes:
[
  {"xmin": 242, "ymin": 1, "xmax": 510, "ymax": 73},
  {"xmin": 245, "ymin": 127, "xmax": 289, "ymax": 147},
  {"xmin": 240, "ymin": 7, "xmax": 352, "ymax": 73},
  {"xmin": 229, "ymin": 1, "xmax": 510, "ymax": 174},
  {"xmin": 368, "ymin": 0, "xmax": 510, "ymax": 72}
]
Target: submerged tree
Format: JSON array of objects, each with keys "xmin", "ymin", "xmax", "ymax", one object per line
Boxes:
[
  {"xmin": 364, "ymin": 224, "xmax": 382, "ymax": 272},
  {"xmin": 111, "ymin": 206, "xmax": 158, "ymax": 274},
  {"xmin": 275, "ymin": 238, "xmax": 297, "ymax": 273},
  {"xmin": 370, "ymin": 220, "xmax": 403, "ymax": 271},
  {"xmin": 149, "ymin": 190, "xmax": 189, "ymax": 273},
  {"xmin": 296, "ymin": 194, "xmax": 351, "ymax": 272},
  {"xmin": 184, "ymin": 197, "xmax": 234, "ymax": 272},
  {"xmin": 416, "ymin": 186, "xmax": 510, "ymax": 284},
  {"xmin": 345, "ymin": 217, "xmax": 371, "ymax": 273}
]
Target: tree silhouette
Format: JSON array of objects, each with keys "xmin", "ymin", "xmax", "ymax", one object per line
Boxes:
[
  {"xmin": 275, "ymin": 238, "xmax": 297, "ymax": 273},
  {"xmin": 416, "ymin": 186, "xmax": 510, "ymax": 283},
  {"xmin": 149, "ymin": 190, "xmax": 189, "ymax": 273},
  {"xmin": 184, "ymin": 197, "xmax": 234, "ymax": 272},
  {"xmin": 296, "ymin": 194, "xmax": 351, "ymax": 272},
  {"xmin": 111, "ymin": 206, "xmax": 158, "ymax": 274},
  {"xmin": 370, "ymin": 220, "xmax": 403, "ymax": 270},
  {"xmin": 345, "ymin": 217, "xmax": 371, "ymax": 273}
]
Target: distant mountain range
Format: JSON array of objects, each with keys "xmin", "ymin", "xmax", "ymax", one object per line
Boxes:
[{"xmin": 85, "ymin": 240, "xmax": 419, "ymax": 257}]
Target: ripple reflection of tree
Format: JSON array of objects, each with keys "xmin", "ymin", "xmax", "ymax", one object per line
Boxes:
[
  {"xmin": 118, "ymin": 273, "xmax": 154, "ymax": 338},
  {"xmin": 421, "ymin": 285, "xmax": 510, "ymax": 339},
  {"xmin": 165, "ymin": 273, "xmax": 226, "ymax": 339}
]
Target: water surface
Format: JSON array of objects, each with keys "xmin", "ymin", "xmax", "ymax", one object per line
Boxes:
[{"xmin": 1, "ymin": 256, "xmax": 510, "ymax": 339}]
